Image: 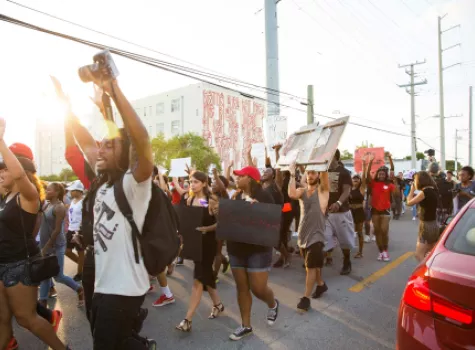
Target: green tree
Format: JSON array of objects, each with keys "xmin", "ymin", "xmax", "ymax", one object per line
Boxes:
[
  {"xmin": 340, "ymin": 149, "xmax": 353, "ymax": 160},
  {"xmin": 405, "ymin": 152, "xmax": 425, "ymax": 161},
  {"xmin": 356, "ymin": 141, "xmax": 374, "ymax": 149},
  {"xmin": 151, "ymin": 133, "xmax": 222, "ymax": 173},
  {"xmin": 445, "ymin": 160, "xmax": 462, "ymax": 172},
  {"xmin": 40, "ymin": 174, "xmax": 61, "ymax": 182}
]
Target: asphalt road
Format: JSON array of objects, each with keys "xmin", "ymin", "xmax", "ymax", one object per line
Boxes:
[{"xmin": 13, "ymin": 211, "xmax": 421, "ymax": 350}]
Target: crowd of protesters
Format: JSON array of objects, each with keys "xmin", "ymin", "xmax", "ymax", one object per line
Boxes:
[{"xmin": 1, "ymin": 61, "xmax": 474, "ymax": 350}]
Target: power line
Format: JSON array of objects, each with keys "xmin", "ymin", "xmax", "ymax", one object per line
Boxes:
[
  {"xmin": 0, "ymin": 12, "xmax": 430, "ymax": 141},
  {"xmin": 5, "ymin": 0, "xmax": 307, "ymax": 103}
]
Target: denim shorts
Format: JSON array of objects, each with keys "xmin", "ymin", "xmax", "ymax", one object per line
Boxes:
[
  {"xmin": 0, "ymin": 259, "xmax": 38, "ymax": 288},
  {"xmin": 229, "ymin": 250, "xmax": 273, "ymax": 272}
]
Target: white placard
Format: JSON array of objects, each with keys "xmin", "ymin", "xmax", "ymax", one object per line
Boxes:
[
  {"xmin": 251, "ymin": 143, "xmax": 267, "ymax": 169},
  {"xmin": 169, "ymin": 157, "xmax": 192, "ymax": 177},
  {"xmin": 266, "ymin": 115, "xmax": 288, "ymax": 147}
]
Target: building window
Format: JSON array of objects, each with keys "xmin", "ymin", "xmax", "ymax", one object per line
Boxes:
[
  {"xmin": 171, "ymin": 99, "xmax": 180, "ymax": 113},
  {"xmin": 149, "ymin": 106, "xmax": 152, "ymax": 116},
  {"xmin": 156, "ymin": 123, "xmax": 164, "ymax": 135},
  {"xmin": 156, "ymin": 103, "xmax": 164, "ymax": 115},
  {"xmin": 171, "ymin": 120, "xmax": 180, "ymax": 135}
]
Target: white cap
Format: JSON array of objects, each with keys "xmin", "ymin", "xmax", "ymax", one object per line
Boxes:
[{"xmin": 66, "ymin": 180, "xmax": 85, "ymax": 192}]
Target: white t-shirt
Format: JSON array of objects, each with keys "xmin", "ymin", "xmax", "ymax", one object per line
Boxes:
[
  {"xmin": 93, "ymin": 172, "xmax": 151, "ymax": 296},
  {"xmin": 68, "ymin": 198, "xmax": 83, "ymax": 232}
]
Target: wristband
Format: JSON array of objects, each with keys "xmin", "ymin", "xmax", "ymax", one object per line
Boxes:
[{"xmin": 337, "ymin": 200, "xmax": 342, "ymax": 207}]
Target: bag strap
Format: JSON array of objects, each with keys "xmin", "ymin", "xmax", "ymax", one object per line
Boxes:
[
  {"xmin": 16, "ymin": 194, "xmax": 31, "ymax": 260},
  {"xmin": 113, "ymin": 174, "xmax": 140, "ymax": 264}
]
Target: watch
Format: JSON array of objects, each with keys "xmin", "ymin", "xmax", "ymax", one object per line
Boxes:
[{"xmin": 336, "ymin": 200, "xmax": 342, "ymax": 207}]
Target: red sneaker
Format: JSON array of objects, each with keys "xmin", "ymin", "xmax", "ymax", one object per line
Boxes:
[
  {"xmin": 6, "ymin": 337, "xmax": 18, "ymax": 350},
  {"xmin": 51, "ymin": 310, "xmax": 63, "ymax": 333},
  {"xmin": 152, "ymin": 294, "xmax": 175, "ymax": 307}
]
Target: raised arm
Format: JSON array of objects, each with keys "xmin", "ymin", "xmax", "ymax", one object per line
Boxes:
[
  {"xmin": 0, "ymin": 119, "xmax": 38, "ymax": 211},
  {"xmin": 212, "ymin": 168, "xmax": 226, "ymax": 194},
  {"xmin": 225, "ymin": 161, "xmax": 234, "ymax": 182},
  {"xmin": 360, "ymin": 158, "xmax": 368, "ymax": 195},
  {"xmin": 246, "ymin": 146, "xmax": 256, "ymax": 167},
  {"xmin": 387, "ymin": 152, "xmax": 395, "ymax": 179},
  {"xmin": 366, "ymin": 154, "xmax": 374, "ymax": 184},
  {"xmin": 407, "ymin": 184, "xmax": 425, "ymax": 206},
  {"xmin": 288, "ymin": 162, "xmax": 304, "ymax": 200},
  {"xmin": 172, "ymin": 177, "xmax": 187, "ymax": 196},
  {"xmin": 106, "ymin": 80, "xmax": 153, "ymax": 182}
]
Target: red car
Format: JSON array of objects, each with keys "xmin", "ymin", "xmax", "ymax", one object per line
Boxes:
[{"xmin": 397, "ymin": 198, "xmax": 475, "ymax": 349}]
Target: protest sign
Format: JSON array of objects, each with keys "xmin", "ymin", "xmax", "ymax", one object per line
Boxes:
[
  {"xmin": 216, "ymin": 199, "xmax": 281, "ymax": 247},
  {"xmin": 354, "ymin": 147, "xmax": 385, "ymax": 175},
  {"xmin": 169, "ymin": 157, "xmax": 191, "ymax": 177},
  {"xmin": 173, "ymin": 205, "xmax": 204, "ymax": 262},
  {"xmin": 251, "ymin": 143, "xmax": 267, "ymax": 169},
  {"xmin": 266, "ymin": 115, "xmax": 288, "ymax": 147},
  {"xmin": 276, "ymin": 116, "xmax": 349, "ymax": 172}
]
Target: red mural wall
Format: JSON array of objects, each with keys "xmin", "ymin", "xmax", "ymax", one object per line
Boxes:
[{"xmin": 202, "ymin": 89, "xmax": 265, "ymax": 168}]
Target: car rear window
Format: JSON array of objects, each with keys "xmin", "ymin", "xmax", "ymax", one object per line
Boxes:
[{"xmin": 445, "ymin": 208, "xmax": 475, "ymax": 256}]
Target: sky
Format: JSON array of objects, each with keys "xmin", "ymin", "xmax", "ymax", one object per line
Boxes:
[{"xmin": 0, "ymin": 0, "xmax": 474, "ymax": 164}]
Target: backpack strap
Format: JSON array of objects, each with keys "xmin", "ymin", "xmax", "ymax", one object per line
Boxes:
[{"xmin": 113, "ymin": 174, "xmax": 140, "ymax": 264}]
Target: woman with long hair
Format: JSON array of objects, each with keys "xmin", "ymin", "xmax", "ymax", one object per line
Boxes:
[
  {"xmin": 366, "ymin": 154, "xmax": 398, "ymax": 262},
  {"xmin": 225, "ymin": 166, "xmax": 279, "ymax": 341},
  {"xmin": 38, "ymin": 182, "xmax": 84, "ymax": 308},
  {"xmin": 0, "ymin": 126, "xmax": 69, "ymax": 349},
  {"xmin": 176, "ymin": 171, "xmax": 224, "ymax": 332},
  {"xmin": 350, "ymin": 160, "xmax": 367, "ymax": 258},
  {"xmin": 407, "ymin": 171, "xmax": 439, "ymax": 261}
]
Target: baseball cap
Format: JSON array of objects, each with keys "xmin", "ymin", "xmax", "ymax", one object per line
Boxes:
[
  {"xmin": 9, "ymin": 143, "xmax": 34, "ymax": 160},
  {"xmin": 233, "ymin": 166, "xmax": 261, "ymax": 182},
  {"xmin": 66, "ymin": 180, "xmax": 85, "ymax": 192}
]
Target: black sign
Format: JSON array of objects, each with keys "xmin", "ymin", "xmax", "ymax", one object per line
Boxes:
[
  {"xmin": 216, "ymin": 199, "xmax": 281, "ymax": 247},
  {"xmin": 173, "ymin": 205, "xmax": 205, "ymax": 262}
]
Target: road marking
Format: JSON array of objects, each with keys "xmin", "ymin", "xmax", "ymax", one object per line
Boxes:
[{"xmin": 349, "ymin": 251, "xmax": 414, "ymax": 292}]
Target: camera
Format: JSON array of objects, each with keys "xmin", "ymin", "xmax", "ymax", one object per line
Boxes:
[
  {"xmin": 424, "ymin": 149, "xmax": 435, "ymax": 157},
  {"xmin": 78, "ymin": 50, "xmax": 119, "ymax": 83}
]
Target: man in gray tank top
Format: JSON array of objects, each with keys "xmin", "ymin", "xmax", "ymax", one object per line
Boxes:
[{"xmin": 288, "ymin": 162, "xmax": 329, "ymax": 312}]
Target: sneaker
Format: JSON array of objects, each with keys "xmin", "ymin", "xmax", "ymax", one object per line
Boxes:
[
  {"xmin": 364, "ymin": 235, "xmax": 371, "ymax": 243},
  {"xmin": 412, "ymin": 217, "xmax": 417, "ymax": 221},
  {"xmin": 51, "ymin": 310, "xmax": 63, "ymax": 333},
  {"xmin": 370, "ymin": 235, "xmax": 376, "ymax": 242},
  {"xmin": 267, "ymin": 299, "xmax": 279, "ymax": 325},
  {"xmin": 73, "ymin": 274, "xmax": 82, "ymax": 282},
  {"xmin": 6, "ymin": 337, "xmax": 18, "ymax": 350},
  {"xmin": 222, "ymin": 256, "xmax": 231, "ymax": 274},
  {"xmin": 229, "ymin": 325, "xmax": 253, "ymax": 341},
  {"xmin": 176, "ymin": 257, "xmax": 184, "ymax": 266},
  {"xmin": 283, "ymin": 260, "xmax": 291, "ymax": 269},
  {"xmin": 49, "ymin": 286, "xmax": 58, "ymax": 298},
  {"xmin": 152, "ymin": 294, "xmax": 175, "ymax": 307},
  {"xmin": 382, "ymin": 251, "xmax": 390, "ymax": 262},
  {"xmin": 340, "ymin": 260, "xmax": 352, "ymax": 275},
  {"xmin": 377, "ymin": 252, "xmax": 383, "ymax": 261},
  {"xmin": 297, "ymin": 297, "xmax": 311, "ymax": 312},
  {"xmin": 312, "ymin": 283, "xmax": 328, "ymax": 299}
]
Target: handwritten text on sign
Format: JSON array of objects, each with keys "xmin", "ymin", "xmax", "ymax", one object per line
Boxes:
[{"xmin": 216, "ymin": 199, "xmax": 281, "ymax": 247}]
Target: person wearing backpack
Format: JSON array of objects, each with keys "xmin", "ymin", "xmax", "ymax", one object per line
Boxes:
[{"xmin": 78, "ymin": 71, "xmax": 155, "ymax": 349}]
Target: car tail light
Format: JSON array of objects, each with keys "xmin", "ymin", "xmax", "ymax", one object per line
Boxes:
[{"xmin": 402, "ymin": 264, "xmax": 474, "ymax": 326}]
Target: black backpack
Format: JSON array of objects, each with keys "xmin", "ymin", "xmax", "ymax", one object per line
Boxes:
[{"xmin": 114, "ymin": 175, "xmax": 180, "ymax": 276}]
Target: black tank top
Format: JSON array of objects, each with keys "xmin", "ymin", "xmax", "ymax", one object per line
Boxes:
[
  {"xmin": 349, "ymin": 188, "xmax": 364, "ymax": 205},
  {"xmin": 0, "ymin": 193, "xmax": 39, "ymax": 263}
]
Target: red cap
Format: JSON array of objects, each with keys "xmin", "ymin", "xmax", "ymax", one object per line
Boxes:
[
  {"xmin": 9, "ymin": 143, "xmax": 34, "ymax": 160},
  {"xmin": 233, "ymin": 166, "xmax": 261, "ymax": 182}
]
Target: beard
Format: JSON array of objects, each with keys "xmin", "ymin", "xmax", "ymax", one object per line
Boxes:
[{"xmin": 307, "ymin": 179, "xmax": 319, "ymax": 186}]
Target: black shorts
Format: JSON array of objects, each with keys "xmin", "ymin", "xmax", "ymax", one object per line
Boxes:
[
  {"xmin": 66, "ymin": 230, "xmax": 84, "ymax": 251},
  {"xmin": 303, "ymin": 242, "xmax": 325, "ymax": 269}
]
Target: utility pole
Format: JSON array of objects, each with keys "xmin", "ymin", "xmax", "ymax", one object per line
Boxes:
[
  {"xmin": 398, "ymin": 60, "xmax": 427, "ymax": 169},
  {"xmin": 265, "ymin": 0, "xmax": 280, "ymax": 117},
  {"xmin": 307, "ymin": 85, "xmax": 314, "ymax": 125},
  {"xmin": 437, "ymin": 14, "xmax": 461, "ymax": 170},
  {"xmin": 469, "ymin": 86, "xmax": 473, "ymax": 166}
]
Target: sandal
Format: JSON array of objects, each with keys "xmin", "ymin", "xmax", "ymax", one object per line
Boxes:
[
  {"xmin": 354, "ymin": 252, "xmax": 363, "ymax": 259},
  {"xmin": 208, "ymin": 303, "xmax": 224, "ymax": 319},
  {"xmin": 176, "ymin": 319, "xmax": 192, "ymax": 332},
  {"xmin": 77, "ymin": 287, "xmax": 85, "ymax": 307}
]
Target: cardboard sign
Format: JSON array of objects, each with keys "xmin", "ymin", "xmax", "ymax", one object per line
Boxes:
[
  {"xmin": 251, "ymin": 143, "xmax": 267, "ymax": 169},
  {"xmin": 276, "ymin": 116, "xmax": 349, "ymax": 172},
  {"xmin": 173, "ymin": 205, "xmax": 204, "ymax": 262},
  {"xmin": 169, "ymin": 157, "xmax": 191, "ymax": 178},
  {"xmin": 216, "ymin": 199, "xmax": 281, "ymax": 247},
  {"xmin": 354, "ymin": 148, "xmax": 385, "ymax": 176}
]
